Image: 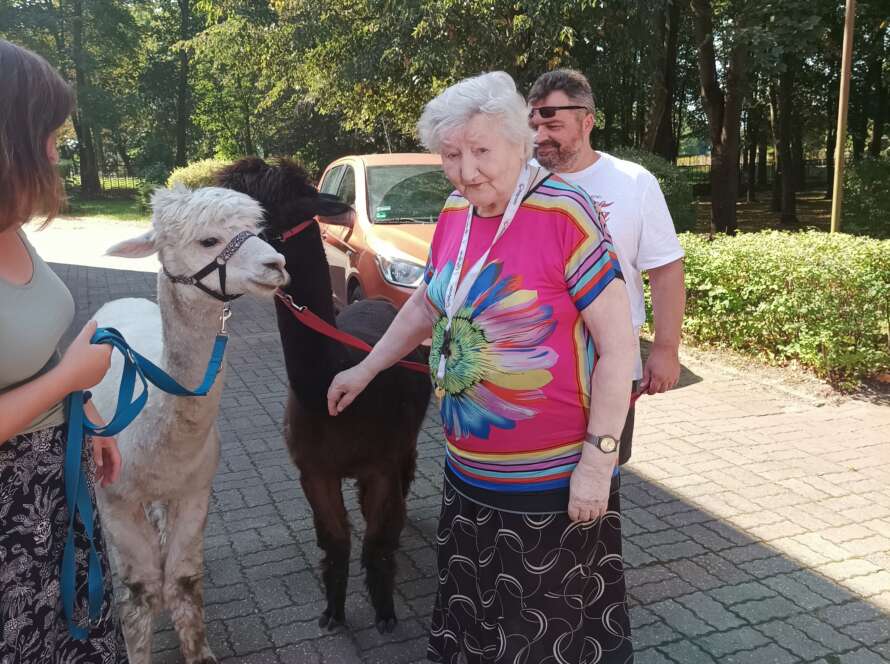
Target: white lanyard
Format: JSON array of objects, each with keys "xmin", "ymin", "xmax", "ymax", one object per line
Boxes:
[{"xmin": 435, "ymin": 164, "xmax": 544, "ymax": 386}]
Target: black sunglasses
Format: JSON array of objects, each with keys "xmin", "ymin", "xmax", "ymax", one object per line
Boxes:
[{"xmin": 529, "ymin": 105, "xmax": 591, "ymax": 119}]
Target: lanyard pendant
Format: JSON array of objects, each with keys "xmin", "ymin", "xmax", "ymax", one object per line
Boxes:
[{"xmin": 434, "ymin": 327, "xmax": 452, "ymax": 400}]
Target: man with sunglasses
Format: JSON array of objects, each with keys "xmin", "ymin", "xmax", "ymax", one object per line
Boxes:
[{"xmin": 529, "ymin": 68, "xmax": 686, "ymax": 467}]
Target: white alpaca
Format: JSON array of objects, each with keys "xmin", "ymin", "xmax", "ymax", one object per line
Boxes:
[{"xmin": 91, "ymin": 185, "xmax": 288, "ymax": 664}]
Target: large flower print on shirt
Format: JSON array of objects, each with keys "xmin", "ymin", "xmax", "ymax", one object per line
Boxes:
[{"xmin": 427, "ymin": 260, "xmax": 558, "ymax": 440}]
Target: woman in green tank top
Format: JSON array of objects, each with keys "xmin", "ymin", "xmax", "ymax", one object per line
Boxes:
[{"xmin": 0, "ymin": 40, "xmax": 128, "ymax": 662}]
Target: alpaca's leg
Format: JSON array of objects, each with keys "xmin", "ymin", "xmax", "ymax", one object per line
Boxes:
[
  {"xmin": 98, "ymin": 496, "xmax": 163, "ymax": 664},
  {"xmin": 400, "ymin": 446, "xmax": 417, "ymax": 499},
  {"xmin": 300, "ymin": 473, "xmax": 350, "ymax": 629},
  {"xmin": 358, "ymin": 472, "xmax": 406, "ymax": 634},
  {"xmin": 162, "ymin": 489, "xmax": 216, "ymax": 664}
]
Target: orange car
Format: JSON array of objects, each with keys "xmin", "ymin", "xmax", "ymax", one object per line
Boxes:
[{"xmin": 317, "ymin": 153, "xmax": 453, "ymax": 309}]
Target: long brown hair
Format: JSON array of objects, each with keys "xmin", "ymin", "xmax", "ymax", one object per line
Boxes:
[{"xmin": 0, "ymin": 40, "xmax": 75, "ymax": 231}]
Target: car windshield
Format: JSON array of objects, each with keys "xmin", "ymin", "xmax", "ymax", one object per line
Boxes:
[{"xmin": 366, "ymin": 165, "xmax": 453, "ymax": 224}]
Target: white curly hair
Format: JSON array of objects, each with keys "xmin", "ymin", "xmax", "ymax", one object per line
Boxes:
[{"xmin": 417, "ymin": 71, "xmax": 534, "ymax": 159}]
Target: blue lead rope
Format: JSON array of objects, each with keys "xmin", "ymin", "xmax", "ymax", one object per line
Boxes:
[{"xmin": 62, "ymin": 326, "xmax": 228, "ymax": 639}]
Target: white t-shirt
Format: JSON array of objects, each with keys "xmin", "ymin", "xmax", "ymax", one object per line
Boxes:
[{"xmin": 533, "ymin": 152, "xmax": 684, "ymax": 379}]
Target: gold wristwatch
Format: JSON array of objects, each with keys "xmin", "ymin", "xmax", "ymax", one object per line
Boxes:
[{"xmin": 584, "ymin": 433, "xmax": 619, "ymax": 454}]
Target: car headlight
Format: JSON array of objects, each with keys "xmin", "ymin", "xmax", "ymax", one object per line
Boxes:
[{"xmin": 376, "ymin": 255, "xmax": 425, "ymax": 287}]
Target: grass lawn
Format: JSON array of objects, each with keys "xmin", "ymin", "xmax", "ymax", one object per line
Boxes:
[{"xmin": 64, "ymin": 190, "xmax": 149, "ymax": 222}]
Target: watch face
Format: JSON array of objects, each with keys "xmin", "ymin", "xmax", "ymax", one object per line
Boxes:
[{"xmin": 599, "ymin": 436, "xmax": 618, "ymax": 453}]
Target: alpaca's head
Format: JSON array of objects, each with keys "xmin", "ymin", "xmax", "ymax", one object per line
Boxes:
[
  {"xmin": 215, "ymin": 157, "xmax": 354, "ymax": 237},
  {"xmin": 105, "ymin": 185, "xmax": 289, "ymax": 301}
]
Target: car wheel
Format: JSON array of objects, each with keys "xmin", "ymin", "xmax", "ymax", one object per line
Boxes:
[{"xmin": 348, "ymin": 282, "xmax": 364, "ymax": 304}]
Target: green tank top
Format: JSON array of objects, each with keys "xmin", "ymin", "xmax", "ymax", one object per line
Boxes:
[{"xmin": 0, "ymin": 230, "xmax": 75, "ymax": 436}]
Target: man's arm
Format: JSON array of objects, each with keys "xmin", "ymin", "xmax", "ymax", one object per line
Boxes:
[{"xmin": 642, "ymin": 258, "xmax": 685, "ymax": 394}]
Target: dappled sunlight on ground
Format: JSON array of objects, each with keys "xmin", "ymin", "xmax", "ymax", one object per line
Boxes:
[
  {"xmin": 25, "ymin": 216, "xmax": 158, "ymax": 273},
  {"xmin": 694, "ymin": 190, "xmax": 833, "ymax": 234}
]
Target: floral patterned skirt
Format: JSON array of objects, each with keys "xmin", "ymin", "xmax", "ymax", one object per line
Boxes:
[
  {"xmin": 0, "ymin": 423, "xmax": 128, "ymax": 663},
  {"xmin": 427, "ymin": 474, "xmax": 633, "ymax": 664}
]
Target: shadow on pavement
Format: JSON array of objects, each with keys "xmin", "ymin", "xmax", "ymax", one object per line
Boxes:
[{"xmin": 51, "ymin": 262, "xmax": 889, "ymax": 664}]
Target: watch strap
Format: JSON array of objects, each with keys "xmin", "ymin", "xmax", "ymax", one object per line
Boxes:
[{"xmin": 584, "ymin": 432, "xmax": 619, "ymax": 453}]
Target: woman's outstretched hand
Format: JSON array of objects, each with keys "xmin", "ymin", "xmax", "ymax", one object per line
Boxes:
[{"xmin": 327, "ymin": 363, "xmax": 376, "ymax": 416}]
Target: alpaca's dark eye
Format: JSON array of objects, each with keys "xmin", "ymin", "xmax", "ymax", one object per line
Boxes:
[{"xmin": 199, "ymin": 238, "xmax": 220, "ymax": 248}]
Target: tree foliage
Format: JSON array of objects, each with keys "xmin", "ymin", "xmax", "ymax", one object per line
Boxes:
[{"xmin": 1, "ymin": 0, "xmax": 887, "ymax": 217}]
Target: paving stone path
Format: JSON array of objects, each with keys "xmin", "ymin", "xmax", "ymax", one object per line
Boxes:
[{"xmin": 34, "ymin": 218, "xmax": 890, "ymax": 664}]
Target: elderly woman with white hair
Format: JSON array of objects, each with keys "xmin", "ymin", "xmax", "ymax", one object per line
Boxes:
[{"xmin": 328, "ymin": 71, "xmax": 635, "ymax": 663}]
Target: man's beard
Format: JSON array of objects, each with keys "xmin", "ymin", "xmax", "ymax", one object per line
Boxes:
[{"xmin": 533, "ymin": 139, "xmax": 581, "ymax": 172}]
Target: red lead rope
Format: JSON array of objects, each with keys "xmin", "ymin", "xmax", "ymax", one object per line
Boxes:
[
  {"xmin": 273, "ymin": 220, "xmax": 644, "ymax": 404},
  {"xmin": 273, "ymin": 289, "xmax": 646, "ymax": 407},
  {"xmin": 280, "ymin": 220, "xmax": 316, "ymax": 242},
  {"xmin": 274, "ymin": 290, "xmax": 430, "ymax": 373}
]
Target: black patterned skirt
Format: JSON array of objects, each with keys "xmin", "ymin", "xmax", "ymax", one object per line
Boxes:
[
  {"xmin": 0, "ymin": 423, "xmax": 128, "ymax": 663},
  {"xmin": 427, "ymin": 474, "xmax": 633, "ymax": 664}
]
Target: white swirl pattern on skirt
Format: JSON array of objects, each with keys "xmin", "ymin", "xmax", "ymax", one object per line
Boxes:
[{"xmin": 427, "ymin": 476, "xmax": 633, "ymax": 664}]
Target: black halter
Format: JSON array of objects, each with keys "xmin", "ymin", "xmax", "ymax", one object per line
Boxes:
[{"xmin": 163, "ymin": 230, "xmax": 256, "ymax": 303}]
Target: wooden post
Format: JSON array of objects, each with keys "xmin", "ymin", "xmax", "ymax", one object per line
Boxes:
[{"xmin": 830, "ymin": 0, "xmax": 856, "ymax": 233}]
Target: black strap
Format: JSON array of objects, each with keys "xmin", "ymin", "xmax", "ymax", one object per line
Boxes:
[{"xmin": 162, "ymin": 231, "xmax": 254, "ymax": 302}]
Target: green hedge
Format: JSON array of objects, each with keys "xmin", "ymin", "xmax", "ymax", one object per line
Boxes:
[
  {"xmin": 136, "ymin": 162, "xmax": 171, "ymax": 213},
  {"xmin": 612, "ymin": 146, "xmax": 697, "ymax": 232},
  {"xmin": 843, "ymin": 157, "xmax": 890, "ymax": 239},
  {"xmin": 681, "ymin": 230, "xmax": 890, "ymax": 386},
  {"xmin": 166, "ymin": 159, "xmax": 230, "ymax": 189}
]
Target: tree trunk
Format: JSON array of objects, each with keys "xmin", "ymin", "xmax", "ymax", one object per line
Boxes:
[
  {"xmin": 95, "ymin": 130, "xmax": 107, "ymax": 172},
  {"xmin": 825, "ymin": 125, "xmax": 836, "ymax": 199},
  {"xmin": 644, "ymin": 2, "xmax": 669, "ymax": 153},
  {"xmin": 645, "ymin": 0, "xmax": 682, "ymax": 160},
  {"xmin": 768, "ymin": 84, "xmax": 782, "ymax": 213},
  {"xmin": 776, "ymin": 58, "xmax": 797, "ymax": 224},
  {"xmin": 692, "ymin": 0, "xmax": 747, "ymax": 235},
  {"xmin": 114, "ymin": 133, "xmax": 133, "ymax": 175},
  {"xmin": 757, "ymin": 129, "xmax": 768, "ymax": 188},
  {"xmin": 868, "ymin": 45, "xmax": 886, "ymax": 158},
  {"xmin": 711, "ymin": 144, "xmax": 740, "ymax": 235},
  {"xmin": 71, "ymin": 0, "xmax": 101, "ymax": 195},
  {"xmin": 792, "ymin": 119, "xmax": 804, "ymax": 191},
  {"xmin": 671, "ymin": 99, "xmax": 683, "ymax": 162},
  {"xmin": 175, "ymin": 0, "xmax": 191, "ymax": 166},
  {"xmin": 869, "ymin": 78, "xmax": 886, "ymax": 157},
  {"xmin": 746, "ymin": 109, "xmax": 758, "ymax": 202}
]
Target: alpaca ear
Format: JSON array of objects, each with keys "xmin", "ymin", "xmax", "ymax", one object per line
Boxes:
[
  {"xmin": 316, "ymin": 193, "xmax": 353, "ymax": 218},
  {"xmin": 105, "ymin": 230, "xmax": 158, "ymax": 258},
  {"xmin": 317, "ymin": 208, "xmax": 355, "ymax": 229},
  {"xmin": 315, "ymin": 193, "xmax": 355, "ymax": 228}
]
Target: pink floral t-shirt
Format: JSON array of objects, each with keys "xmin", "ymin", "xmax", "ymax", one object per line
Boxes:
[{"xmin": 424, "ymin": 174, "xmax": 623, "ymax": 511}]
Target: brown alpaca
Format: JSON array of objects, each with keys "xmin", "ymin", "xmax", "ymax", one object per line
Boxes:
[{"xmin": 216, "ymin": 158, "xmax": 432, "ymax": 634}]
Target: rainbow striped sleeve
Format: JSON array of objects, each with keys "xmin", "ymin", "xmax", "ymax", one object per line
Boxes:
[{"xmin": 538, "ymin": 179, "xmax": 623, "ymax": 311}]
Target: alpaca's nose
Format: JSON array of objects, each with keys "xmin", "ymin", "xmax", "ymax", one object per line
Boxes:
[
  {"xmin": 264, "ymin": 253, "xmax": 287, "ymax": 272},
  {"xmin": 264, "ymin": 253, "xmax": 289, "ymax": 285}
]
